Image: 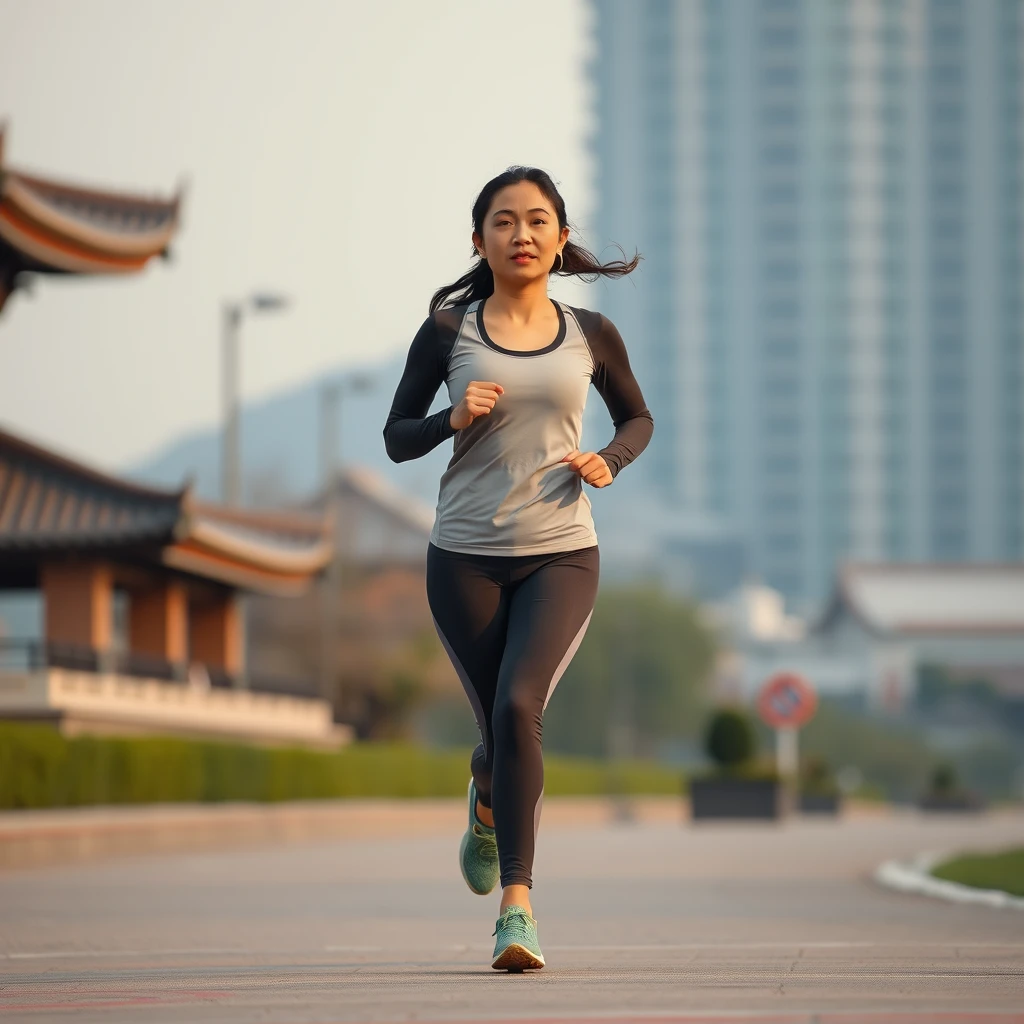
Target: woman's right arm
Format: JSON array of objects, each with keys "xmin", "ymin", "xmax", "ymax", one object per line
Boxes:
[{"xmin": 383, "ymin": 315, "xmax": 457, "ymax": 463}]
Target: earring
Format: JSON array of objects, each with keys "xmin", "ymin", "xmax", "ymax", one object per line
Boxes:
[{"xmin": 553, "ymin": 250, "xmax": 564, "ymax": 273}]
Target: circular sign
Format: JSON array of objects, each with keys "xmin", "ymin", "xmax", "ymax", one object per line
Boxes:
[{"xmin": 757, "ymin": 672, "xmax": 817, "ymax": 729}]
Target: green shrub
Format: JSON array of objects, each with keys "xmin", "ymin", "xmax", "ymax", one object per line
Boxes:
[
  {"xmin": 0, "ymin": 724, "xmax": 685, "ymax": 809},
  {"xmin": 704, "ymin": 708, "xmax": 757, "ymax": 773}
]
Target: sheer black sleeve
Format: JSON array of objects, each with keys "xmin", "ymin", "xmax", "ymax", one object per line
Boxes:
[
  {"xmin": 383, "ymin": 312, "xmax": 461, "ymax": 463},
  {"xmin": 572, "ymin": 308, "xmax": 654, "ymax": 479}
]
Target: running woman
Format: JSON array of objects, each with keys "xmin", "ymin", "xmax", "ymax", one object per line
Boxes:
[{"xmin": 383, "ymin": 166, "xmax": 652, "ymax": 972}]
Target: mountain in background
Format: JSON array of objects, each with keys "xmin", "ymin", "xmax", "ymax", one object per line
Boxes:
[{"xmin": 126, "ymin": 353, "xmax": 450, "ymax": 508}]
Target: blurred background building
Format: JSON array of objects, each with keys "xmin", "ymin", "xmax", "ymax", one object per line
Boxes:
[
  {"xmin": 590, "ymin": 0, "xmax": 1023, "ymax": 609},
  {"xmin": 0, "ymin": 425, "xmax": 343, "ymax": 747}
]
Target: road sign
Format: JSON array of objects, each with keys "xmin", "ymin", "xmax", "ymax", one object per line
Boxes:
[{"xmin": 757, "ymin": 671, "xmax": 817, "ymax": 730}]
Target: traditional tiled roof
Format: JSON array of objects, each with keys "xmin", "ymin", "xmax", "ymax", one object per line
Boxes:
[
  {"xmin": 0, "ymin": 125, "xmax": 181, "ymax": 312},
  {"xmin": 818, "ymin": 563, "xmax": 1024, "ymax": 637},
  {"xmin": 0, "ymin": 426, "xmax": 184, "ymax": 550},
  {"xmin": 0, "ymin": 426, "xmax": 331, "ymax": 596}
]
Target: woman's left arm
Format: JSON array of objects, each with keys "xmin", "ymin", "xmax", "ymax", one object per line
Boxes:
[{"xmin": 582, "ymin": 312, "xmax": 654, "ymax": 479}]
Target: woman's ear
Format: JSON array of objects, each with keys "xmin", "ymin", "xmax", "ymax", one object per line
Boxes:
[
  {"xmin": 560, "ymin": 225, "xmax": 570, "ymax": 248},
  {"xmin": 472, "ymin": 231, "xmax": 485, "ymax": 259}
]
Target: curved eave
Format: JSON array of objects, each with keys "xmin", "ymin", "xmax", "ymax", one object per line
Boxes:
[
  {"xmin": 186, "ymin": 518, "xmax": 333, "ymax": 576},
  {"xmin": 2, "ymin": 173, "xmax": 179, "ymax": 258},
  {"xmin": 0, "ymin": 205, "xmax": 155, "ymax": 274},
  {"xmin": 161, "ymin": 540, "xmax": 326, "ymax": 598},
  {"xmin": 0, "ymin": 203, "xmax": 172, "ymax": 274}
]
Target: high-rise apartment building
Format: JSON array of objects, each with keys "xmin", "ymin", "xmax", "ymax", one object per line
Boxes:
[{"xmin": 589, "ymin": 0, "xmax": 1023, "ymax": 607}]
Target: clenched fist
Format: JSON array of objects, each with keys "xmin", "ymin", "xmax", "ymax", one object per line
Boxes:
[
  {"xmin": 450, "ymin": 381, "xmax": 505, "ymax": 430},
  {"xmin": 562, "ymin": 449, "xmax": 613, "ymax": 488}
]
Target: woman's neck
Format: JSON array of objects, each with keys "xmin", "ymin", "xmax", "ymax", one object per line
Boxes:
[{"xmin": 486, "ymin": 280, "xmax": 553, "ymax": 323}]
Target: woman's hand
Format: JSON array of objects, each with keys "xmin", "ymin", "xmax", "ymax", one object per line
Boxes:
[
  {"xmin": 450, "ymin": 381, "xmax": 505, "ymax": 430},
  {"xmin": 562, "ymin": 450, "xmax": 612, "ymax": 488}
]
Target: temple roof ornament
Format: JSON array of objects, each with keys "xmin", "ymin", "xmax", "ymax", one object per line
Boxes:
[{"xmin": 0, "ymin": 124, "xmax": 182, "ymax": 314}]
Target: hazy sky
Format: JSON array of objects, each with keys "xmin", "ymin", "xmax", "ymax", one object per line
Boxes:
[{"xmin": 0, "ymin": 0, "xmax": 598, "ymax": 472}]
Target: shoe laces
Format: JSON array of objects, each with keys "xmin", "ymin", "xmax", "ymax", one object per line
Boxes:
[
  {"xmin": 493, "ymin": 906, "xmax": 534, "ymax": 939},
  {"xmin": 473, "ymin": 824, "xmax": 497, "ymax": 860}
]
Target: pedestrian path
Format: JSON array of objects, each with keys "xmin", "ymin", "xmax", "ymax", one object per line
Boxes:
[{"xmin": 1, "ymin": 808, "xmax": 1022, "ymax": 1021}]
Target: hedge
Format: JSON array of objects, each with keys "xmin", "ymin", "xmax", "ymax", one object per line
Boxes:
[{"xmin": 0, "ymin": 724, "xmax": 684, "ymax": 810}]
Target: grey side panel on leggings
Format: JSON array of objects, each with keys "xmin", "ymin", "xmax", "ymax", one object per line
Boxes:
[
  {"xmin": 530, "ymin": 609, "xmax": 592, "ymax": 858},
  {"xmin": 384, "ymin": 301, "xmax": 653, "ymax": 557},
  {"xmin": 542, "ymin": 610, "xmax": 593, "ymax": 711},
  {"xmin": 431, "ymin": 615, "xmax": 489, "ymax": 759}
]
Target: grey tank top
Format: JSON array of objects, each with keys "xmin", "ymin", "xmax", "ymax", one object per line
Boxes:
[{"xmin": 383, "ymin": 299, "xmax": 653, "ymax": 557}]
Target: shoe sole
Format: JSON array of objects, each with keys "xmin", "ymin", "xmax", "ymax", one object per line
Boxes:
[{"xmin": 491, "ymin": 942, "xmax": 545, "ymax": 972}]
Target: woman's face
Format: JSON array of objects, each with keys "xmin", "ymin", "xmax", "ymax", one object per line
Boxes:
[{"xmin": 473, "ymin": 181, "xmax": 570, "ymax": 285}]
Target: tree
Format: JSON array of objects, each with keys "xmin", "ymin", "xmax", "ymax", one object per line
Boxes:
[{"xmin": 542, "ymin": 584, "xmax": 718, "ymax": 758}]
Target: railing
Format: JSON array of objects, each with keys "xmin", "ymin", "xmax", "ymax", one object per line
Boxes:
[
  {"xmin": 0, "ymin": 639, "xmax": 99, "ymax": 673},
  {"xmin": 0, "ymin": 639, "xmax": 320, "ymax": 699}
]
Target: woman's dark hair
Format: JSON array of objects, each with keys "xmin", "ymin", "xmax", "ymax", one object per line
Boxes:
[{"xmin": 429, "ymin": 166, "xmax": 640, "ymax": 313}]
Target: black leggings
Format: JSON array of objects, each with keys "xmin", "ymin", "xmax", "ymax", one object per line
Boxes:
[{"xmin": 426, "ymin": 542, "xmax": 600, "ymax": 888}]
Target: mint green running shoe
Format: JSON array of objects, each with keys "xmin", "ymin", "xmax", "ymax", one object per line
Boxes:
[
  {"xmin": 491, "ymin": 904, "xmax": 545, "ymax": 971},
  {"xmin": 459, "ymin": 779, "xmax": 499, "ymax": 895}
]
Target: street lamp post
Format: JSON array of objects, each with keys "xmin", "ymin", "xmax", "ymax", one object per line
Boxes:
[
  {"xmin": 219, "ymin": 291, "xmax": 290, "ymax": 693},
  {"xmin": 318, "ymin": 373, "xmax": 375, "ymax": 714},
  {"xmin": 220, "ymin": 291, "xmax": 290, "ymax": 506}
]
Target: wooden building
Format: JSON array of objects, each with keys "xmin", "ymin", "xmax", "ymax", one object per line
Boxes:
[
  {"xmin": 0, "ymin": 124, "xmax": 181, "ymax": 314},
  {"xmin": 0, "ymin": 427, "xmax": 346, "ymax": 747}
]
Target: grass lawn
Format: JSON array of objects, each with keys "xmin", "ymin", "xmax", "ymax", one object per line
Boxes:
[{"xmin": 930, "ymin": 847, "xmax": 1024, "ymax": 898}]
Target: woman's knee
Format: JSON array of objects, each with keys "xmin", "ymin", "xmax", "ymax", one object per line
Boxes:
[{"xmin": 492, "ymin": 688, "xmax": 543, "ymax": 748}]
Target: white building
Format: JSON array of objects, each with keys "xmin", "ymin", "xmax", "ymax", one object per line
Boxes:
[{"xmin": 731, "ymin": 563, "xmax": 1024, "ymax": 712}]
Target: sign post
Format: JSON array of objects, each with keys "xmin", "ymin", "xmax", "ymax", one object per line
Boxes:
[{"xmin": 757, "ymin": 671, "xmax": 818, "ymax": 814}]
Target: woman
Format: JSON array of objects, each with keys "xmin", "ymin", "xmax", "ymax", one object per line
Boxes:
[{"xmin": 383, "ymin": 166, "xmax": 652, "ymax": 972}]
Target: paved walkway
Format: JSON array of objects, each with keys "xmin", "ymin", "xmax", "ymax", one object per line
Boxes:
[{"xmin": 1, "ymin": 802, "xmax": 1022, "ymax": 1022}]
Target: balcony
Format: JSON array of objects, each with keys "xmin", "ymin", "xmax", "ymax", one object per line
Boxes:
[{"xmin": 0, "ymin": 640, "xmax": 349, "ymax": 750}]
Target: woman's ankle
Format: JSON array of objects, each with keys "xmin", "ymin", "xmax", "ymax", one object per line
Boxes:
[
  {"xmin": 499, "ymin": 884, "xmax": 532, "ymax": 916},
  {"xmin": 475, "ymin": 800, "xmax": 494, "ymax": 828}
]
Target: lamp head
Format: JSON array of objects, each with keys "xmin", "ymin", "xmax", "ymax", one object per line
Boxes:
[{"xmin": 249, "ymin": 292, "xmax": 290, "ymax": 313}]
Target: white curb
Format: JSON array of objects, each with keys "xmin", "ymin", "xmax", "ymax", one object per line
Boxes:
[{"xmin": 874, "ymin": 851, "xmax": 1024, "ymax": 910}]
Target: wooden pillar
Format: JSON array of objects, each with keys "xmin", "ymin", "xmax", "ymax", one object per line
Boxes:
[
  {"xmin": 41, "ymin": 561, "xmax": 113, "ymax": 649},
  {"xmin": 189, "ymin": 594, "xmax": 243, "ymax": 676},
  {"xmin": 128, "ymin": 581, "xmax": 188, "ymax": 663}
]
